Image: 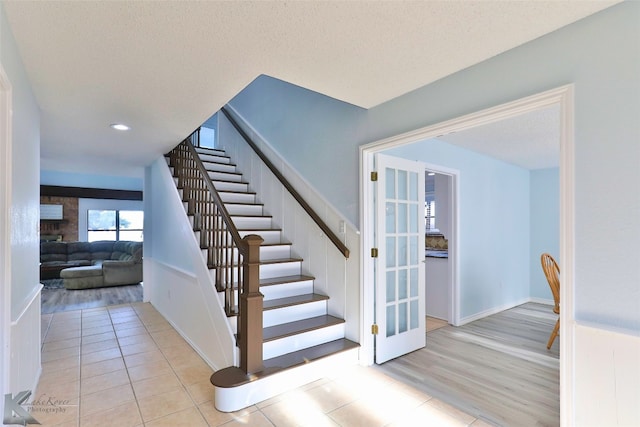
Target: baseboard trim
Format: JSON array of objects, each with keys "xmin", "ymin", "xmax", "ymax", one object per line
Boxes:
[
  {"xmin": 458, "ymin": 297, "xmax": 529, "ymax": 325},
  {"xmin": 529, "ymin": 297, "xmax": 554, "ymax": 306}
]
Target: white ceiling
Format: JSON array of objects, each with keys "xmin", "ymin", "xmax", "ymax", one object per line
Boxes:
[
  {"xmin": 3, "ymin": 1, "xmax": 618, "ymax": 178},
  {"xmin": 438, "ymin": 104, "xmax": 561, "ymax": 170}
]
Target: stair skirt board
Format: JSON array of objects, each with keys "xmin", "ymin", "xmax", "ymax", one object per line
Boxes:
[{"xmin": 213, "ymin": 345, "xmax": 359, "ymax": 412}]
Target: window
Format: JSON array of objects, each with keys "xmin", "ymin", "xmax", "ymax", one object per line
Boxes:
[
  {"xmin": 199, "ymin": 126, "xmax": 216, "ymax": 148},
  {"xmin": 425, "ymin": 199, "xmax": 436, "ymax": 231},
  {"xmin": 88, "ymin": 210, "xmax": 143, "ymax": 242}
]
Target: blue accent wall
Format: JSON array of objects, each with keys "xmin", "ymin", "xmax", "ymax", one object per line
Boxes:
[
  {"xmin": 387, "ymin": 139, "xmax": 530, "ymax": 318},
  {"xmin": 228, "ymin": 75, "xmax": 368, "ymax": 224},
  {"xmin": 530, "ymin": 168, "xmax": 560, "ymax": 301},
  {"xmin": 229, "ymin": 2, "xmax": 640, "ymax": 331}
]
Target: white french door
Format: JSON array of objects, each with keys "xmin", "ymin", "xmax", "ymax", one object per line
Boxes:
[{"xmin": 374, "ymin": 153, "xmax": 426, "ymax": 363}]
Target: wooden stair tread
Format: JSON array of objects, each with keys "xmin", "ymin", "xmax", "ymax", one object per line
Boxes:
[
  {"xmin": 260, "ymin": 257, "xmax": 303, "ymax": 265},
  {"xmin": 263, "ymin": 293, "xmax": 328, "ymax": 311},
  {"xmin": 263, "ymin": 315, "xmax": 344, "ymax": 342},
  {"xmin": 217, "ymin": 189, "xmax": 256, "ymax": 195},
  {"xmin": 211, "ymin": 339, "xmax": 359, "ymax": 388},
  {"xmin": 263, "ymin": 338, "xmax": 359, "ymax": 370},
  {"xmin": 260, "ymin": 275, "xmax": 315, "ymax": 286},
  {"xmin": 211, "ymin": 178, "xmax": 248, "ymax": 185},
  {"xmin": 224, "ymin": 202, "xmax": 264, "ymax": 207}
]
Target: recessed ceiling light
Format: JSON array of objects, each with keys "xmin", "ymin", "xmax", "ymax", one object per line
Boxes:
[
  {"xmin": 427, "ymin": 172, "xmax": 436, "ymax": 176},
  {"xmin": 110, "ymin": 123, "xmax": 130, "ymax": 131}
]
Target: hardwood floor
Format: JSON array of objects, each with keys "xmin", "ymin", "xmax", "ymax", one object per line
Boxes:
[
  {"xmin": 378, "ymin": 303, "xmax": 560, "ymax": 427},
  {"xmin": 41, "ymin": 283, "xmax": 143, "ymax": 314}
]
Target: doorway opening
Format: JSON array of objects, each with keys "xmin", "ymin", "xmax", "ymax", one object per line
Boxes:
[{"xmin": 360, "ymin": 85, "xmax": 574, "ymax": 424}]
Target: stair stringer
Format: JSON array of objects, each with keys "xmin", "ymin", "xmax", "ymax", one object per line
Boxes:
[
  {"xmin": 217, "ymin": 107, "xmax": 361, "ymax": 343},
  {"xmin": 144, "ymin": 157, "xmax": 236, "ymax": 370}
]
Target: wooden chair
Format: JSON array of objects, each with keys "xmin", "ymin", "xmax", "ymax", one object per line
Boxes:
[{"xmin": 540, "ymin": 253, "xmax": 560, "ymax": 349}]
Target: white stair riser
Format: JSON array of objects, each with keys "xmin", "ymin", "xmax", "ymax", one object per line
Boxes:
[
  {"xmin": 220, "ymin": 192, "xmax": 256, "ymax": 204},
  {"xmin": 202, "ymin": 161, "xmax": 236, "ymax": 173},
  {"xmin": 195, "ymin": 148, "xmax": 226, "ymax": 156},
  {"xmin": 212, "ymin": 181, "xmax": 249, "ymax": 192},
  {"xmin": 224, "ymin": 204, "xmax": 264, "ymax": 216},
  {"xmin": 261, "ymin": 280, "xmax": 314, "ymax": 300},
  {"xmin": 207, "ymin": 171, "xmax": 243, "ymax": 182},
  {"xmin": 199, "ymin": 153, "xmax": 231, "ymax": 164},
  {"xmin": 238, "ymin": 229, "xmax": 280, "ymax": 245},
  {"xmin": 232, "ymin": 216, "xmax": 272, "ymax": 229},
  {"xmin": 263, "ymin": 300, "xmax": 327, "ymax": 328},
  {"xmin": 228, "ymin": 245, "xmax": 291, "ymax": 262},
  {"xmin": 263, "ymin": 323, "xmax": 345, "ymax": 360},
  {"xmin": 259, "ymin": 261, "xmax": 301, "ymax": 279},
  {"xmin": 259, "ymin": 245, "xmax": 291, "ymax": 260}
]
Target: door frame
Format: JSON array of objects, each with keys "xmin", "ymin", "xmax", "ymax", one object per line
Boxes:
[
  {"xmin": 1, "ymin": 64, "xmax": 13, "ymax": 399},
  {"xmin": 359, "ymin": 84, "xmax": 575, "ymax": 425},
  {"xmin": 422, "ymin": 163, "xmax": 459, "ymax": 326}
]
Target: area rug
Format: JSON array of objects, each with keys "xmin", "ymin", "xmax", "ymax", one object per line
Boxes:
[{"xmin": 41, "ymin": 278, "xmax": 64, "ymax": 290}]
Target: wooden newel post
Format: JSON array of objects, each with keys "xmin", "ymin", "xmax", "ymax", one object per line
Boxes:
[{"xmin": 239, "ymin": 234, "xmax": 264, "ymax": 375}]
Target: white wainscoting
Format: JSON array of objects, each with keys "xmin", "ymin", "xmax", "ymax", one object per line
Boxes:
[
  {"xmin": 144, "ymin": 157, "xmax": 237, "ymax": 371},
  {"xmin": 574, "ymin": 322, "xmax": 640, "ymax": 426},
  {"xmin": 146, "ymin": 258, "xmax": 235, "ymax": 371},
  {"xmin": 10, "ymin": 285, "xmax": 42, "ymax": 396}
]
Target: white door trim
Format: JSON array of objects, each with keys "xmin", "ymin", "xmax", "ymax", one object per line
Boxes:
[
  {"xmin": 0, "ymin": 64, "xmax": 13, "ymax": 399},
  {"xmin": 359, "ymin": 84, "xmax": 575, "ymax": 425},
  {"xmin": 423, "ymin": 163, "xmax": 459, "ymax": 326}
]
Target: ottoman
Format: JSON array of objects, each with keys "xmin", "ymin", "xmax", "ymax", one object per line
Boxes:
[{"xmin": 60, "ymin": 265, "xmax": 104, "ymax": 290}]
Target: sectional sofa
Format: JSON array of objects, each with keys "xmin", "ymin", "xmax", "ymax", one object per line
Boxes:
[{"xmin": 40, "ymin": 240, "xmax": 142, "ymax": 289}]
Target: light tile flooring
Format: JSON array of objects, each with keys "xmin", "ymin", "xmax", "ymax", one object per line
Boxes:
[{"xmin": 36, "ymin": 302, "xmax": 492, "ymax": 426}]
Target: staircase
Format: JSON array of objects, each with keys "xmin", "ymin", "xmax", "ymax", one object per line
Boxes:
[{"xmin": 166, "ymin": 143, "xmax": 359, "ymax": 411}]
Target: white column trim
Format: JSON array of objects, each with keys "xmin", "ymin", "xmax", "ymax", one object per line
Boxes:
[{"xmin": 0, "ymin": 63, "xmax": 14, "ymax": 402}]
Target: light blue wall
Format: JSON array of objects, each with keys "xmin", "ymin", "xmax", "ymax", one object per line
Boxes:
[
  {"xmin": 1, "ymin": 2, "xmax": 41, "ymax": 318},
  {"xmin": 367, "ymin": 4, "xmax": 640, "ymax": 331},
  {"xmin": 229, "ymin": 2, "xmax": 640, "ymax": 331},
  {"xmin": 530, "ymin": 168, "xmax": 559, "ymax": 301},
  {"xmin": 227, "ymin": 75, "xmax": 368, "ymax": 223},
  {"xmin": 41, "ymin": 170, "xmax": 143, "ymax": 191},
  {"xmin": 387, "ymin": 139, "xmax": 530, "ymax": 318},
  {"xmin": 145, "ymin": 158, "xmax": 197, "ymax": 271}
]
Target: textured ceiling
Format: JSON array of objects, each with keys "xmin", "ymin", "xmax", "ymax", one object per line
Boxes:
[
  {"xmin": 3, "ymin": 1, "xmax": 618, "ymax": 177},
  {"xmin": 439, "ymin": 105, "xmax": 561, "ymax": 170}
]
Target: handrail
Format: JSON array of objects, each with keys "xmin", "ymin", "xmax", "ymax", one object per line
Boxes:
[{"xmin": 221, "ymin": 107, "xmax": 350, "ymax": 259}]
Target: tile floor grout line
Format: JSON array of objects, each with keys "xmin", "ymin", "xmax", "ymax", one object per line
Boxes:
[{"xmin": 110, "ymin": 303, "xmax": 146, "ymax": 427}]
